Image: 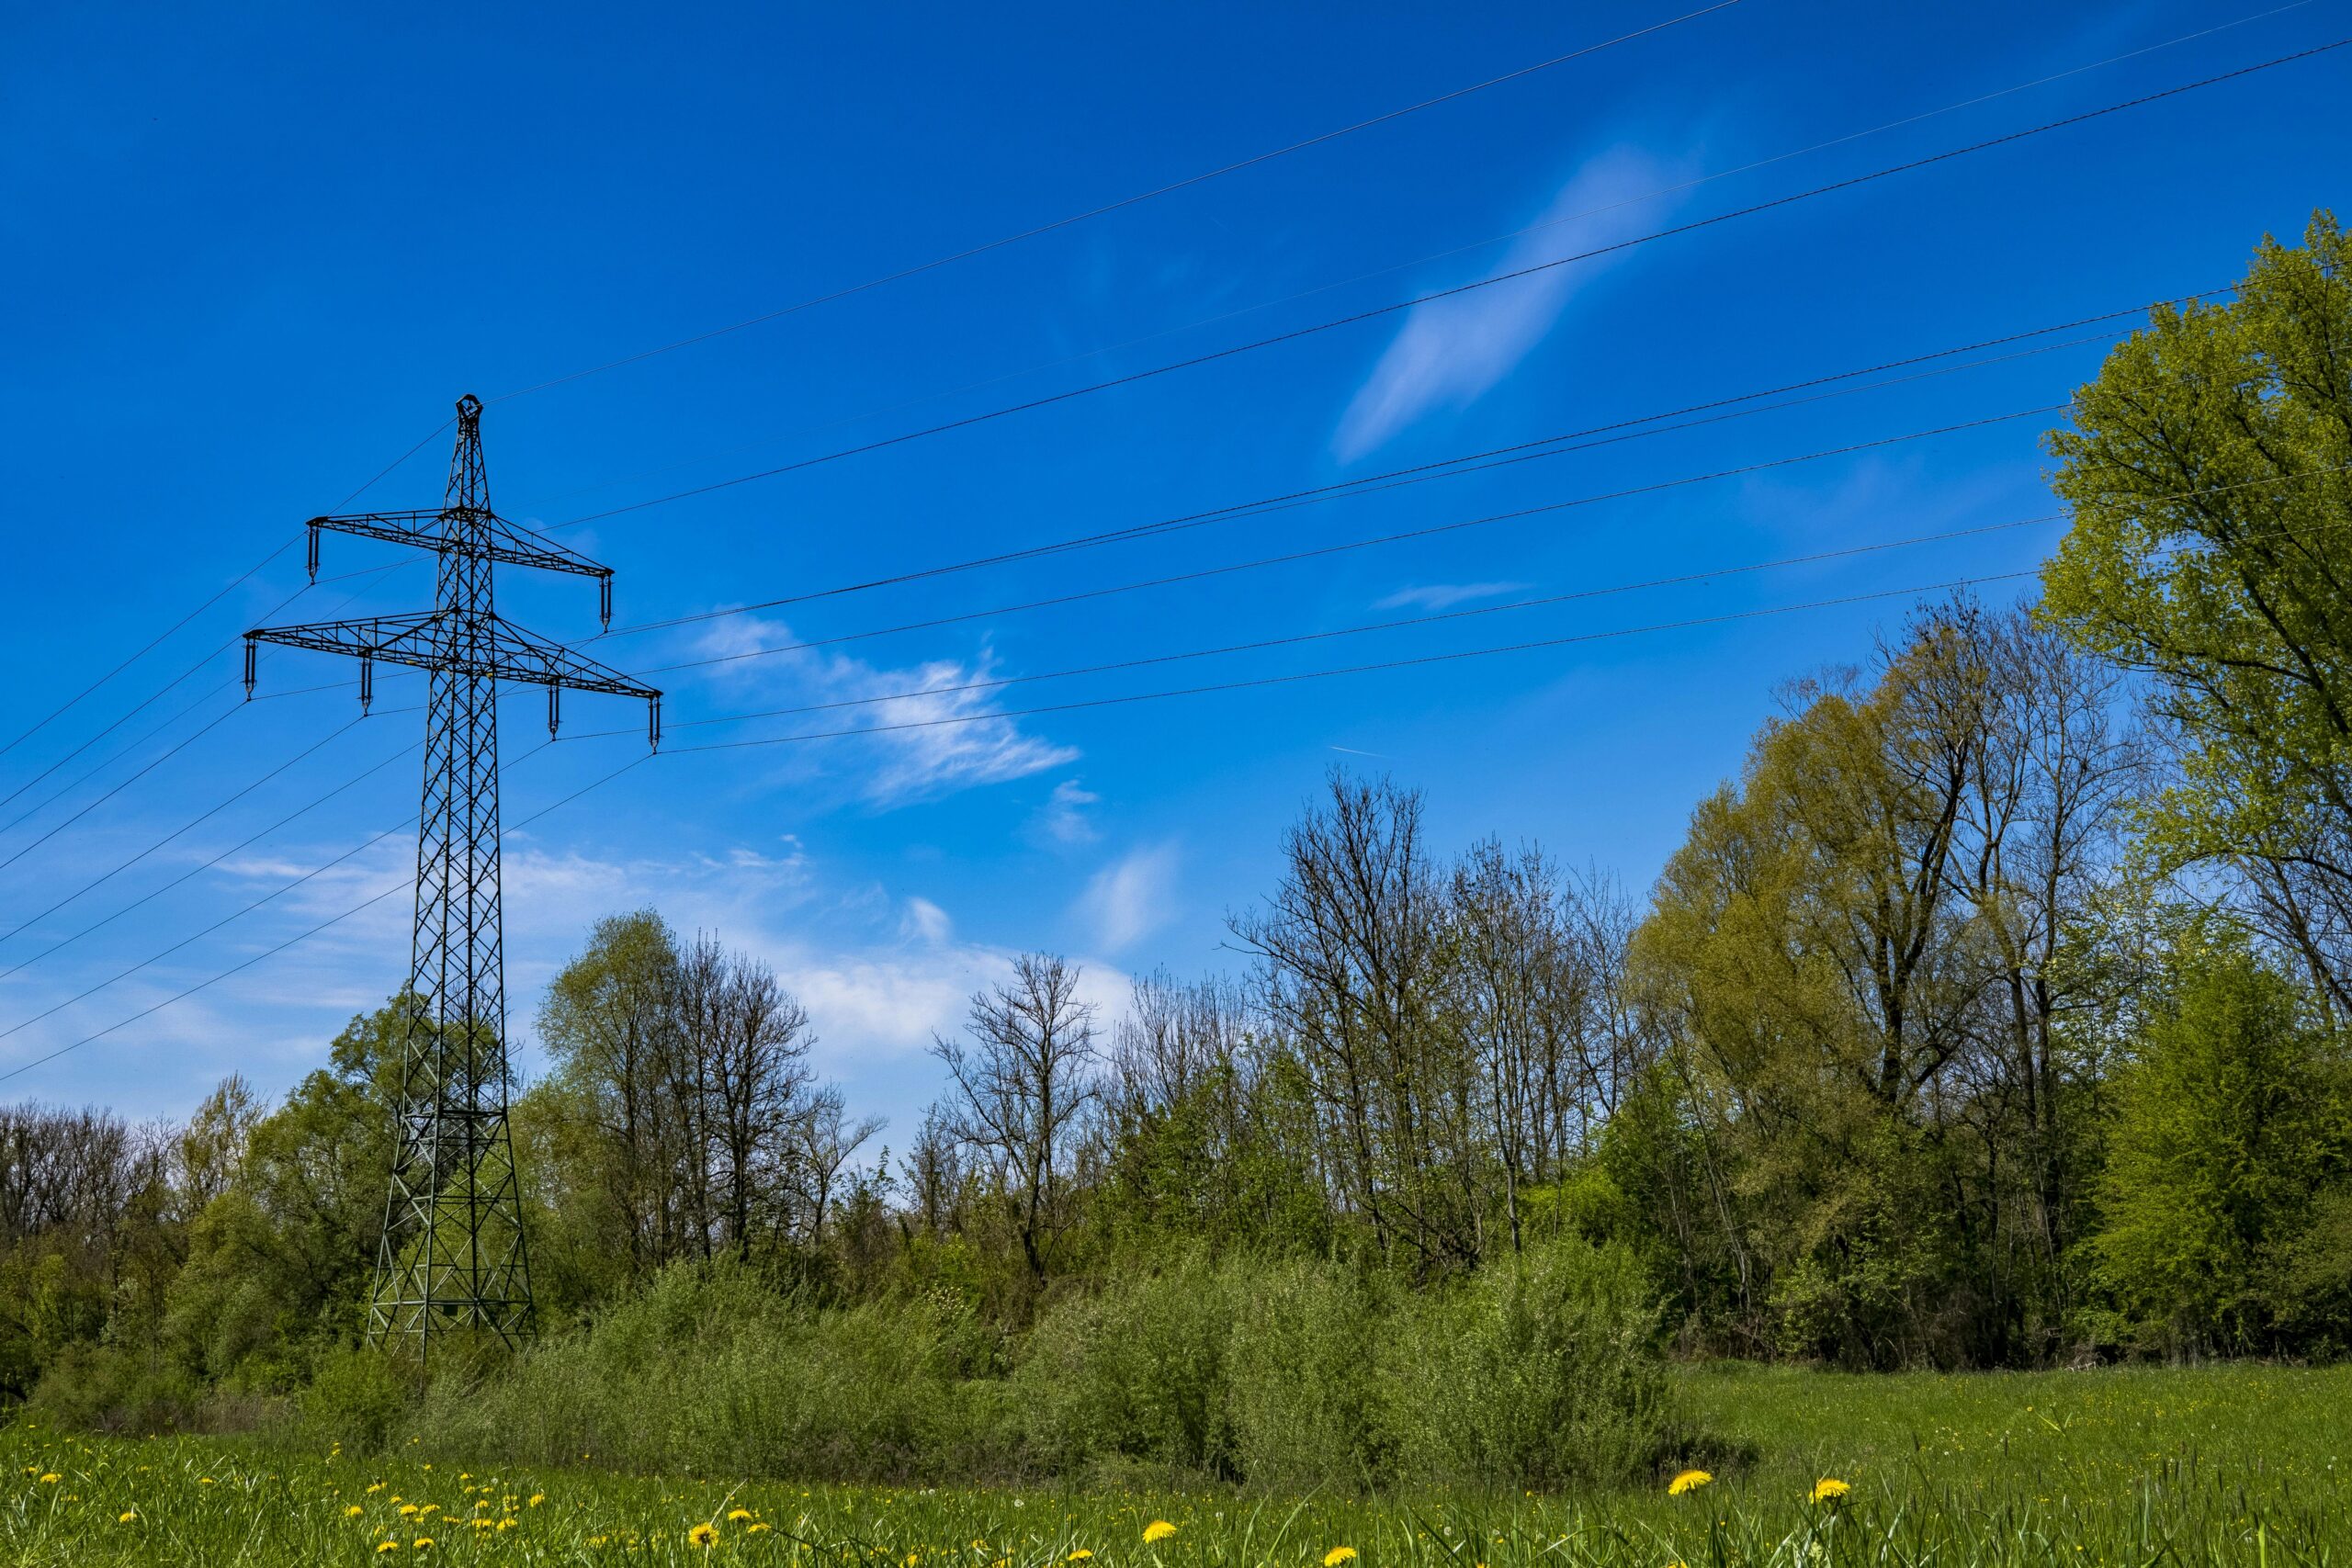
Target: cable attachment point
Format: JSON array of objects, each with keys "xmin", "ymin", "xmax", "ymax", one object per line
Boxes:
[{"xmin": 242, "ymin": 637, "xmax": 257, "ymax": 700}]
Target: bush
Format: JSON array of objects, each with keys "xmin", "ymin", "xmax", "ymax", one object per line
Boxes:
[
  {"xmin": 1224, "ymin": 1258, "xmax": 1383, "ymax": 1488},
  {"xmin": 405, "ymin": 1260, "xmax": 1013, "ymax": 1481},
  {"xmin": 1382, "ymin": 1237, "xmax": 1679, "ymax": 1489},
  {"xmin": 1016, "ymin": 1248, "xmax": 1237, "ymax": 1477},
  {"xmin": 28, "ymin": 1342, "xmax": 205, "ymax": 1435}
]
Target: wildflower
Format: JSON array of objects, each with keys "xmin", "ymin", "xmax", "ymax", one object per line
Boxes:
[
  {"xmin": 1810, "ymin": 1479, "xmax": 1851, "ymax": 1504},
  {"xmin": 368, "ymin": 1483, "xmax": 389, "ymax": 1495},
  {"xmin": 529, "ymin": 1493, "xmax": 547, "ymax": 1507},
  {"xmin": 401, "ymin": 1504, "xmax": 421, "ymax": 1517},
  {"xmin": 729, "ymin": 1508, "xmax": 755, "ymax": 1522},
  {"xmin": 1069, "ymin": 1551, "xmax": 1094, "ymax": 1562},
  {"xmin": 37, "ymin": 1473, "xmax": 59, "ymax": 1484},
  {"xmin": 1145, "ymin": 1521, "xmax": 1178, "ymax": 1544},
  {"xmin": 691, "ymin": 1523, "xmax": 720, "ymax": 1548},
  {"xmin": 1668, "ymin": 1470, "xmax": 1713, "ymax": 1496},
  {"xmin": 1326, "ymin": 1550, "xmax": 1360, "ymax": 1567},
  {"xmin": 118, "ymin": 1510, "xmax": 138, "ymax": 1523},
  {"xmin": 377, "ymin": 1544, "xmax": 400, "ymax": 1555},
  {"xmin": 749, "ymin": 1523, "xmax": 772, "ymax": 1534},
  {"xmin": 198, "ymin": 1477, "xmax": 215, "ymax": 1485},
  {"xmin": 347, "ymin": 1505, "xmax": 368, "ymax": 1517},
  {"xmin": 414, "ymin": 1539, "xmax": 435, "ymax": 1551}
]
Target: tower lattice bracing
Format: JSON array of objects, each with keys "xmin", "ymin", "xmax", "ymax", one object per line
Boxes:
[{"xmin": 245, "ymin": 396, "xmax": 660, "ymax": 1355}]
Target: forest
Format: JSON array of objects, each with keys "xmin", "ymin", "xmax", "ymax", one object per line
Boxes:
[{"xmin": 3, "ymin": 217, "xmax": 2350, "ymax": 1483}]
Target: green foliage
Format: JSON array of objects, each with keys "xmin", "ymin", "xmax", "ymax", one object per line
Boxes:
[
  {"xmin": 1380, "ymin": 1239, "xmax": 1675, "ymax": 1491},
  {"xmin": 390, "ymin": 1261, "xmax": 1006, "ymax": 1482},
  {"xmin": 2042, "ymin": 212, "xmax": 2352, "ymax": 997},
  {"xmin": 2092, "ymin": 934, "xmax": 2352, "ymax": 1353}
]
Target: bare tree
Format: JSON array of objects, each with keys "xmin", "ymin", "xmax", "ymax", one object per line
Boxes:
[
  {"xmin": 931, "ymin": 952, "xmax": 1099, "ymax": 1286},
  {"xmin": 788, "ymin": 1086, "xmax": 882, "ymax": 1255}
]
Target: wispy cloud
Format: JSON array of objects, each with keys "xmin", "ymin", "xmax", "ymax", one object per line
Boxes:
[
  {"xmin": 1031, "ymin": 778, "xmax": 1101, "ymax": 847},
  {"xmin": 1073, "ymin": 842, "xmax": 1180, "ymax": 952},
  {"xmin": 1333, "ymin": 144, "xmax": 1695, "ymax": 461},
  {"xmin": 686, "ymin": 615, "xmax": 1077, "ymax": 806},
  {"xmin": 1374, "ymin": 581, "xmax": 1531, "ymax": 612}
]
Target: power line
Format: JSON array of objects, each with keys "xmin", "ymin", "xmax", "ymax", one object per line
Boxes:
[
  {"xmin": 0, "ymin": 715, "xmax": 368, "ymax": 949},
  {"xmin": 595, "ymin": 459, "xmax": 2352, "ymax": 739},
  {"xmin": 602, "ymin": 304, "xmax": 2177, "ymax": 640},
  {"xmin": 535, "ymin": 0, "xmax": 2306, "ymax": 513},
  {"xmin": 660, "ymin": 570, "xmax": 2045, "ymax": 756},
  {"xmin": 0, "ymin": 736, "xmax": 420, "ymax": 984},
  {"xmin": 484, "ymin": 2, "xmax": 1743, "ymax": 405},
  {"xmin": 0, "ymin": 739, "xmax": 599, "ymax": 1088},
  {"xmin": 628, "ymin": 405, "xmax": 2071, "ymax": 682},
  {"xmin": 0, "ymin": 695, "xmax": 244, "ymax": 871},
  {"xmin": 0, "ymin": 423, "xmax": 446, "ymax": 772},
  {"xmin": 547, "ymin": 40, "xmax": 2346, "ymax": 534},
  {"xmin": 0, "ymin": 683, "xmax": 548, "ymax": 986}
]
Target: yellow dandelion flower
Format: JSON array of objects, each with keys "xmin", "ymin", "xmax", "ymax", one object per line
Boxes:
[
  {"xmin": 1668, "ymin": 1470, "xmax": 1713, "ymax": 1496},
  {"xmin": 347, "ymin": 1505, "xmax": 368, "ymax": 1517},
  {"xmin": 198, "ymin": 1477, "xmax": 214, "ymax": 1485},
  {"xmin": 473, "ymin": 1518, "xmax": 496, "ymax": 1530},
  {"xmin": 729, "ymin": 1508, "xmax": 755, "ymax": 1521},
  {"xmin": 37, "ymin": 1473, "xmax": 60, "ymax": 1484},
  {"xmin": 1069, "ymin": 1551, "xmax": 1094, "ymax": 1562},
  {"xmin": 529, "ymin": 1493, "xmax": 546, "ymax": 1507},
  {"xmin": 1809, "ymin": 1478, "xmax": 1850, "ymax": 1504},
  {"xmin": 691, "ymin": 1523, "xmax": 719, "ymax": 1548},
  {"xmin": 368, "ymin": 1482, "xmax": 388, "ymax": 1494},
  {"xmin": 1145, "ymin": 1521, "xmax": 1178, "ymax": 1544},
  {"xmin": 377, "ymin": 1543, "xmax": 399, "ymax": 1555},
  {"xmin": 1325, "ymin": 1550, "xmax": 1359, "ymax": 1567},
  {"xmin": 749, "ymin": 1523, "xmax": 772, "ymax": 1534},
  {"xmin": 401, "ymin": 1504, "xmax": 421, "ymax": 1517},
  {"xmin": 118, "ymin": 1510, "xmax": 139, "ymax": 1523},
  {"xmin": 414, "ymin": 1538, "xmax": 435, "ymax": 1551}
]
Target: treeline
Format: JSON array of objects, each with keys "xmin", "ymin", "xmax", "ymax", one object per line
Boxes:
[{"xmin": 4, "ymin": 215, "xmax": 2352, "ymax": 1432}]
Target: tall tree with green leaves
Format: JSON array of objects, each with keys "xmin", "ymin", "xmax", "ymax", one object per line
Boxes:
[
  {"xmin": 2093, "ymin": 932, "xmax": 2349, "ymax": 1354},
  {"xmin": 2042, "ymin": 212, "xmax": 2352, "ymax": 1010}
]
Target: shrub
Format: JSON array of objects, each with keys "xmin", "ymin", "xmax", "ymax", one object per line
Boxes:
[{"xmin": 1382, "ymin": 1237, "xmax": 1679, "ymax": 1489}]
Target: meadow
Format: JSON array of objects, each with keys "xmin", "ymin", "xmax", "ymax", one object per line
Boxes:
[{"xmin": 4, "ymin": 1361, "xmax": 2346, "ymax": 1567}]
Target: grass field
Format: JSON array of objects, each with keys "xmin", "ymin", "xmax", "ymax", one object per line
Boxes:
[{"xmin": 4, "ymin": 1362, "xmax": 2346, "ymax": 1566}]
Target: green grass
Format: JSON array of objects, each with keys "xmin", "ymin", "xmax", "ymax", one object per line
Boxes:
[{"xmin": 5, "ymin": 1362, "xmax": 2349, "ymax": 1566}]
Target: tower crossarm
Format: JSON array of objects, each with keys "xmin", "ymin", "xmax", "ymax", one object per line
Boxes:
[
  {"xmin": 308, "ymin": 511, "xmax": 616, "ymax": 618},
  {"xmin": 244, "ymin": 612, "xmax": 663, "ymax": 744}
]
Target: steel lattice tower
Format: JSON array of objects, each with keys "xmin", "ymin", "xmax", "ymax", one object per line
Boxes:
[{"xmin": 244, "ymin": 395, "xmax": 660, "ymax": 1354}]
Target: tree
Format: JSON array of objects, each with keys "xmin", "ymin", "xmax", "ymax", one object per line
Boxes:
[
  {"xmin": 2093, "ymin": 933, "xmax": 2350, "ymax": 1354},
  {"xmin": 1233, "ymin": 773, "xmax": 1479, "ymax": 1274},
  {"xmin": 932, "ymin": 953, "xmax": 1099, "ymax": 1292},
  {"xmin": 2042, "ymin": 212, "xmax": 2352, "ymax": 1010}
]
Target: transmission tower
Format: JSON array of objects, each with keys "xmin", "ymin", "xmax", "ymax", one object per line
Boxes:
[{"xmin": 244, "ymin": 395, "xmax": 660, "ymax": 1354}]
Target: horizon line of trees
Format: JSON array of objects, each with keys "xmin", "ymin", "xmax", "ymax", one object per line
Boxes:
[{"xmin": 4, "ymin": 213, "xmax": 2350, "ymax": 1407}]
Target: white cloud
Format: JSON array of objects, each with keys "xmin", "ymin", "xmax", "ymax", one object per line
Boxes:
[
  {"xmin": 1333, "ymin": 145, "xmax": 1695, "ymax": 461},
  {"xmin": 901, "ymin": 896, "xmax": 953, "ymax": 945},
  {"xmin": 1374, "ymin": 581, "xmax": 1531, "ymax": 612},
  {"xmin": 1073, "ymin": 842, "xmax": 1180, "ymax": 952},
  {"xmin": 1031, "ymin": 778, "xmax": 1101, "ymax": 846},
  {"xmin": 684, "ymin": 615, "xmax": 1077, "ymax": 806}
]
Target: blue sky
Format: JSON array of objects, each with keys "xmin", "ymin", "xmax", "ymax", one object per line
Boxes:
[{"xmin": 2, "ymin": 0, "xmax": 2346, "ymax": 1143}]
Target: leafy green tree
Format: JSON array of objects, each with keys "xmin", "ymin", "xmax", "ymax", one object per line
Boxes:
[
  {"xmin": 2092, "ymin": 933, "xmax": 2350, "ymax": 1354},
  {"xmin": 2042, "ymin": 212, "xmax": 2352, "ymax": 1010},
  {"xmin": 163, "ymin": 1000, "xmax": 397, "ymax": 1383}
]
